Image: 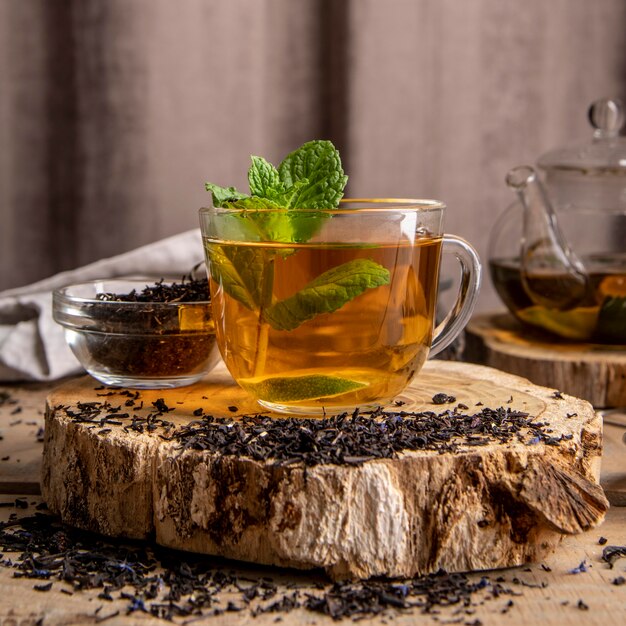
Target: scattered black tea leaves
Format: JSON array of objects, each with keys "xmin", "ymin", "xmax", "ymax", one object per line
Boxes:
[
  {"xmin": 612, "ymin": 576, "xmax": 625, "ymax": 586},
  {"xmin": 432, "ymin": 393, "xmax": 456, "ymax": 405},
  {"xmin": 501, "ymin": 599, "xmax": 514, "ymax": 613},
  {"xmin": 577, "ymin": 599, "xmax": 589, "ymax": 610},
  {"xmin": 511, "ymin": 577, "xmax": 547, "ymax": 589},
  {"xmin": 0, "ymin": 511, "xmax": 529, "ymax": 623},
  {"xmin": 0, "ymin": 390, "xmax": 18, "ymax": 409},
  {"xmin": 568, "ymin": 560, "xmax": 589, "ymax": 574},
  {"xmin": 165, "ymin": 404, "xmax": 557, "ymax": 467},
  {"xmin": 598, "ymin": 536, "xmax": 608, "ymax": 545},
  {"xmin": 34, "ymin": 582, "xmax": 53, "ymax": 592},
  {"xmin": 153, "ymin": 398, "xmax": 173, "ymax": 414},
  {"xmin": 55, "ymin": 394, "xmax": 566, "ymax": 469},
  {"xmin": 601, "ymin": 545, "xmax": 626, "ymax": 569}
]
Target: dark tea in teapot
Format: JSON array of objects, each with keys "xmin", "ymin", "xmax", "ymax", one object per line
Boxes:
[{"xmin": 490, "ymin": 253, "xmax": 626, "ymax": 343}]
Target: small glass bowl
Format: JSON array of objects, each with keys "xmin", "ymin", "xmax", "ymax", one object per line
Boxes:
[{"xmin": 53, "ymin": 278, "xmax": 221, "ymax": 389}]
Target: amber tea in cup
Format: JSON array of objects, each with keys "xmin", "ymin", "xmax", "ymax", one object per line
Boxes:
[{"xmin": 200, "ymin": 199, "xmax": 481, "ymax": 414}]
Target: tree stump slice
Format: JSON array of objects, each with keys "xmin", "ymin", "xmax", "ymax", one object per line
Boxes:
[
  {"xmin": 464, "ymin": 312, "xmax": 626, "ymax": 409},
  {"xmin": 41, "ymin": 361, "xmax": 608, "ymax": 580}
]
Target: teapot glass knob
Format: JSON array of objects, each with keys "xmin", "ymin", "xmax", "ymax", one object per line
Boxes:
[{"xmin": 588, "ymin": 98, "xmax": 625, "ymax": 139}]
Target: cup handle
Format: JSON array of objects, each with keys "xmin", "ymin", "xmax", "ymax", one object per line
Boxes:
[{"xmin": 429, "ymin": 234, "xmax": 482, "ymax": 358}]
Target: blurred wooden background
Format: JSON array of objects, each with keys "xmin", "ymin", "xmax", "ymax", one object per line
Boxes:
[{"xmin": 1, "ymin": 0, "xmax": 625, "ymax": 310}]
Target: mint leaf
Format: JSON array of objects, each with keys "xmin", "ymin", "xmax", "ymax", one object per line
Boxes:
[
  {"xmin": 204, "ymin": 244, "xmax": 266, "ymax": 311},
  {"xmin": 597, "ymin": 296, "xmax": 626, "ymax": 343},
  {"xmin": 279, "ymin": 178, "xmax": 310, "ymax": 208},
  {"xmin": 263, "ymin": 258, "xmax": 390, "ymax": 331},
  {"xmin": 224, "ymin": 196, "xmax": 283, "ymax": 210},
  {"xmin": 248, "ymin": 156, "xmax": 285, "ymax": 198},
  {"xmin": 204, "ymin": 140, "xmax": 346, "ymax": 247},
  {"xmin": 205, "ymin": 140, "xmax": 347, "ymax": 211},
  {"xmin": 204, "ymin": 140, "xmax": 352, "ymax": 333},
  {"xmin": 223, "ymin": 181, "xmax": 324, "ymax": 243},
  {"xmin": 279, "ymin": 210, "xmax": 326, "ymax": 242},
  {"xmin": 251, "ymin": 213, "xmax": 323, "ymax": 244},
  {"xmin": 278, "ymin": 140, "xmax": 348, "ymax": 208},
  {"xmin": 220, "ymin": 198, "xmax": 313, "ymax": 244},
  {"xmin": 240, "ymin": 374, "xmax": 367, "ymax": 402},
  {"xmin": 205, "ymin": 183, "xmax": 248, "ymax": 207}
]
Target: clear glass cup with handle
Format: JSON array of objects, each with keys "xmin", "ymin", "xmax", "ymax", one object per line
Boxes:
[{"xmin": 200, "ymin": 198, "xmax": 481, "ymax": 415}]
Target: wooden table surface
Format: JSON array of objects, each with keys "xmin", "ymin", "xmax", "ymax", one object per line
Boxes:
[{"xmin": 0, "ymin": 375, "xmax": 625, "ymax": 625}]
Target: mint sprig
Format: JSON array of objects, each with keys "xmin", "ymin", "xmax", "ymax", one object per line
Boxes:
[
  {"xmin": 204, "ymin": 140, "xmax": 388, "ymax": 340},
  {"xmin": 205, "ymin": 139, "xmax": 347, "ymax": 213}
]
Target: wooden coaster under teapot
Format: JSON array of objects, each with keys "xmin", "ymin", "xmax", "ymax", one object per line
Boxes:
[{"xmin": 464, "ymin": 312, "xmax": 626, "ymax": 409}]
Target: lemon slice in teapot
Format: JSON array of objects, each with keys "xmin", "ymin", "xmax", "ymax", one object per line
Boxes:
[
  {"xmin": 517, "ymin": 306, "xmax": 598, "ymax": 341},
  {"xmin": 598, "ymin": 275, "xmax": 626, "ymax": 299}
]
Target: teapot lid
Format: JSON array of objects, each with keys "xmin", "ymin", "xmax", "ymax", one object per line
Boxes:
[{"xmin": 537, "ymin": 98, "xmax": 626, "ymax": 174}]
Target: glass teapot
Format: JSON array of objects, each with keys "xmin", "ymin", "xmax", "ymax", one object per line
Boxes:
[{"xmin": 489, "ymin": 98, "xmax": 626, "ymax": 343}]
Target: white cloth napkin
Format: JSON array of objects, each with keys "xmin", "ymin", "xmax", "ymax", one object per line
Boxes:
[{"xmin": 0, "ymin": 229, "xmax": 205, "ymax": 382}]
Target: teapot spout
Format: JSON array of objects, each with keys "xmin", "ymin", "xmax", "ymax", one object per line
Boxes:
[{"xmin": 505, "ymin": 166, "xmax": 590, "ymax": 310}]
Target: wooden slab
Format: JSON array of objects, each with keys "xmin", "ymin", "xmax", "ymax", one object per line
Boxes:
[
  {"xmin": 41, "ymin": 361, "xmax": 608, "ymax": 580},
  {"xmin": 464, "ymin": 312, "xmax": 626, "ymax": 408}
]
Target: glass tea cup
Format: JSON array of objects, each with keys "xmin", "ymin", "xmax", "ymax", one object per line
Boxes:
[{"xmin": 199, "ymin": 199, "xmax": 481, "ymax": 414}]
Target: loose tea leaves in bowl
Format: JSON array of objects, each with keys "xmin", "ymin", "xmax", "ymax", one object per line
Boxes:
[{"xmin": 53, "ymin": 277, "xmax": 221, "ymax": 389}]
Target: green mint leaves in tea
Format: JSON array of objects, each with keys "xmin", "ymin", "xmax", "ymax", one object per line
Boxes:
[
  {"xmin": 204, "ymin": 140, "xmax": 391, "ymax": 334},
  {"xmin": 262, "ymin": 259, "xmax": 390, "ymax": 332},
  {"xmin": 203, "ymin": 141, "xmax": 436, "ymax": 408}
]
